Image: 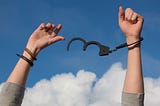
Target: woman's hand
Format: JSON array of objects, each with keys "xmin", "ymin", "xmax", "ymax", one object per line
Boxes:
[
  {"xmin": 25, "ymin": 23, "xmax": 65, "ymax": 56},
  {"xmin": 118, "ymin": 6, "xmax": 144, "ymax": 44}
]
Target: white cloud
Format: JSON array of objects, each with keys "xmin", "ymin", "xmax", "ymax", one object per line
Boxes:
[
  {"xmin": 144, "ymin": 77, "xmax": 160, "ymax": 106},
  {"xmin": 0, "ymin": 62, "xmax": 160, "ymax": 106}
]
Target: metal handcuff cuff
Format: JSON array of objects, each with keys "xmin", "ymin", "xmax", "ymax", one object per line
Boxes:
[{"xmin": 67, "ymin": 37, "xmax": 143, "ymax": 56}]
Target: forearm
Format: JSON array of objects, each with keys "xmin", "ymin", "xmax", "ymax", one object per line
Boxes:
[
  {"xmin": 7, "ymin": 51, "xmax": 33, "ymax": 87},
  {"xmin": 123, "ymin": 38, "xmax": 144, "ymax": 93}
]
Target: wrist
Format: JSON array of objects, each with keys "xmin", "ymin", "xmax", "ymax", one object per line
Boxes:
[
  {"xmin": 24, "ymin": 43, "xmax": 39, "ymax": 61},
  {"xmin": 17, "ymin": 52, "xmax": 34, "ymax": 66},
  {"xmin": 126, "ymin": 36, "xmax": 141, "ymax": 44},
  {"xmin": 126, "ymin": 37, "xmax": 143, "ymax": 50},
  {"xmin": 22, "ymin": 51, "xmax": 34, "ymax": 62},
  {"xmin": 20, "ymin": 47, "xmax": 37, "ymax": 67},
  {"xmin": 25, "ymin": 44, "xmax": 39, "ymax": 57}
]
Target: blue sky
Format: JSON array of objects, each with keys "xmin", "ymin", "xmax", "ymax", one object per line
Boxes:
[{"xmin": 0, "ymin": 0, "xmax": 160, "ymax": 87}]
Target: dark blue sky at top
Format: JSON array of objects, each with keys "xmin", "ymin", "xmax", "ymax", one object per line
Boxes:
[{"xmin": 0, "ymin": 0, "xmax": 160, "ymax": 87}]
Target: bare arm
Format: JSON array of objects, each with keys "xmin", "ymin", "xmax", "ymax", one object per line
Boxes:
[
  {"xmin": 119, "ymin": 6, "xmax": 144, "ymax": 93},
  {"xmin": 7, "ymin": 23, "xmax": 64, "ymax": 87}
]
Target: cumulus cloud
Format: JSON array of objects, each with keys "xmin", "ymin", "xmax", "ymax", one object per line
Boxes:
[{"xmin": 0, "ymin": 62, "xmax": 160, "ymax": 106}]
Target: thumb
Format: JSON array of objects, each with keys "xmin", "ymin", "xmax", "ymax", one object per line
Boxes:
[
  {"xmin": 118, "ymin": 6, "xmax": 125, "ymax": 23},
  {"xmin": 50, "ymin": 36, "xmax": 65, "ymax": 44}
]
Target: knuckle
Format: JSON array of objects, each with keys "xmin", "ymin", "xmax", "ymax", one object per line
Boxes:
[{"xmin": 126, "ymin": 8, "xmax": 132, "ymax": 12}]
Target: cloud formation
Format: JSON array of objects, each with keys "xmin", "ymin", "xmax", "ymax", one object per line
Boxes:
[{"xmin": 0, "ymin": 63, "xmax": 160, "ymax": 106}]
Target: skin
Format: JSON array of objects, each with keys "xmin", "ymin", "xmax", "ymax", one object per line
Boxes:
[{"xmin": 118, "ymin": 6, "xmax": 144, "ymax": 93}]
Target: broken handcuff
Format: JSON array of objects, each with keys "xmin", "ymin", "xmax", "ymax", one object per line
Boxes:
[{"xmin": 67, "ymin": 37, "xmax": 143, "ymax": 56}]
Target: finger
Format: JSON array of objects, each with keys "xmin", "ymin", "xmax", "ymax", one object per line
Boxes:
[
  {"xmin": 46, "ymin": 23, "xmax": 52, "ymax": 28},
  {"xmin": 131, "ymin": 12, "xmax": 144, "ymax": 25},
  {"xmin": 137, "ymin": 14, "xmax": 144, "ymax": 23},
  {"xmin": 45, "ymin": 23, "xmax": 52, "ymax": 32},
  {"xmin": 47, "ymin": 24, "xmax": 56, "ymax": 34},
  {"xmin": 51, "ymin": 24, "xmax": 62, "ymax": 37},
  {"xmin": 50, "ymin": 24, "xmax": 56, "ymax": 32},
  {"xmin": 38, "ymin": 23, "xmax": 45, "ymax": 30},
  {"xmin": 118, "ymin": 6, "xmax": 125, "ymax": 22},
  {"xmin": 50, "ymin": 36, "xmax": 65, "ymax": 44},
  {"xmin": 125, "ymin": 8, "xmax": 133, "ymax": 20},
  {"xmin": 128, "ymin": 11, "xmax": 134, "ymax": 21},
  {"xmin": 131, "ymin": 12, "xmax": 138, "ymax": 21}
]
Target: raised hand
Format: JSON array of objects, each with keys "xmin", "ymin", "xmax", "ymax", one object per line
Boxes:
[
  {"xmin": 26, "ymin": 23, "xmax": 65, "ymax": 56},
  {"xmin": 118, "ymin": 6, "xmax": 144, "ymax": 43}
]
